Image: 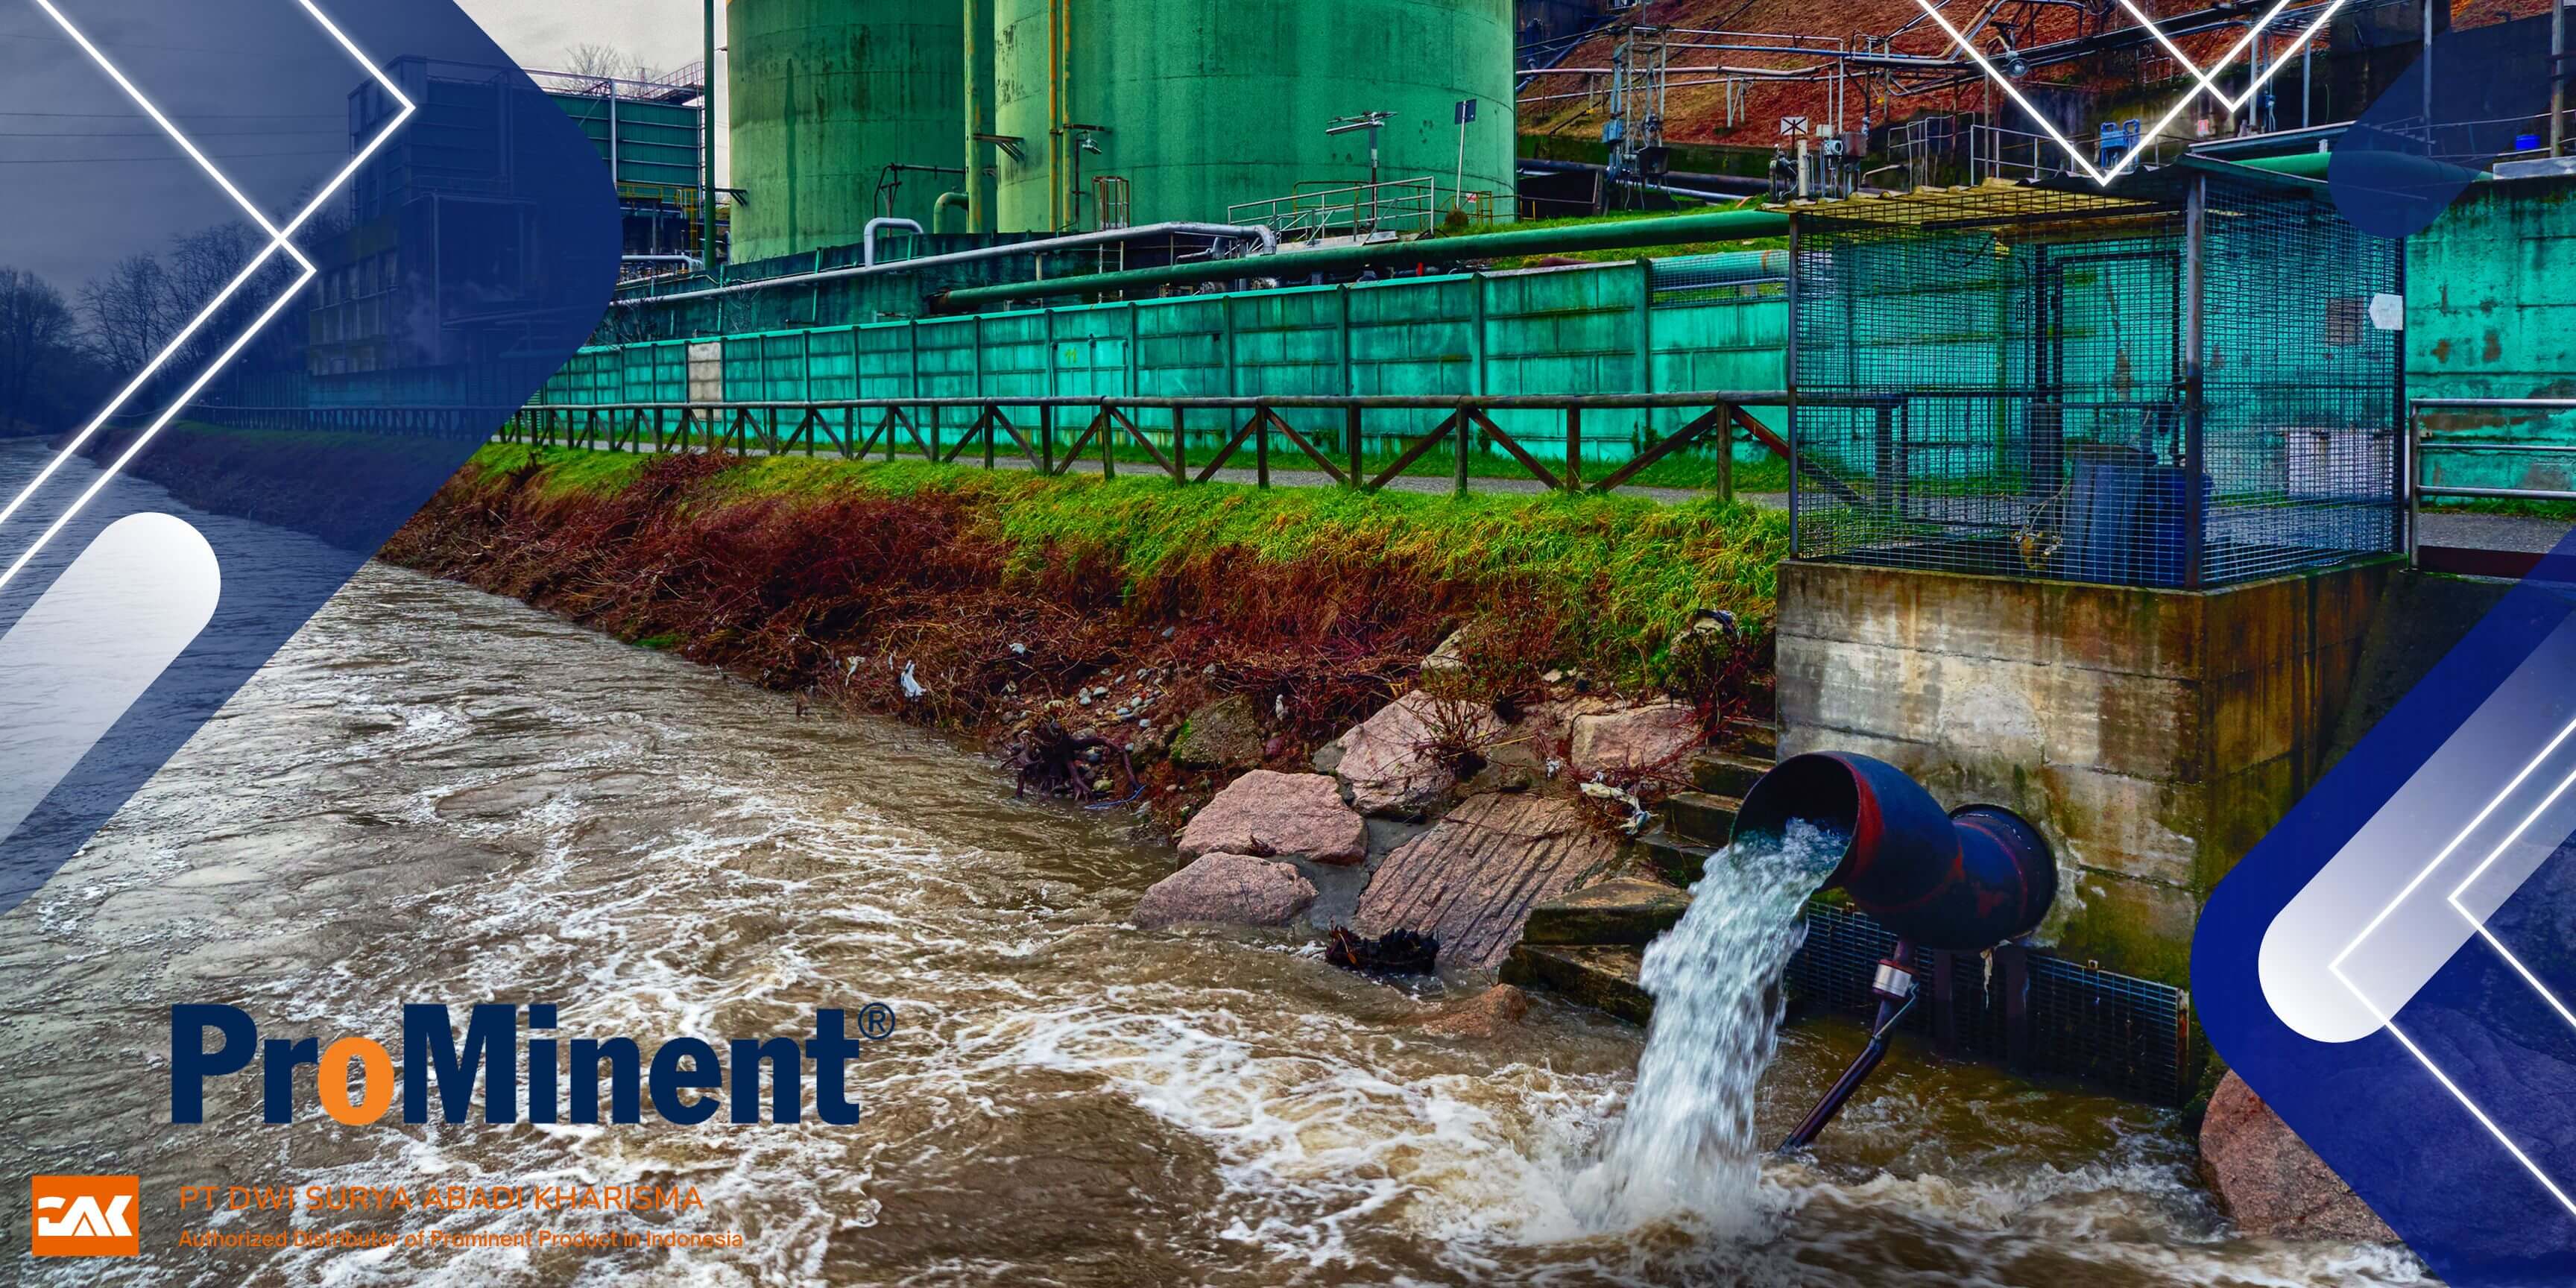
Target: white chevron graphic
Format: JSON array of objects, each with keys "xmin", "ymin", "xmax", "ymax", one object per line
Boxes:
[
  {"xmin": 0, "ymin": 0, "xmax": 414, "ymax": 590},
  {"xmin": 1912, "ymin": 0, "xmax": 2346, "ymax": 186}
]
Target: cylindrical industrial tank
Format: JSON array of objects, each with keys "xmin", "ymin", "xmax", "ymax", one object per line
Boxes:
[
  {"xmin": 727, "ymin": 0, "xmax": 966, "ymax": 264},
  {"xmin": 988, "ymin": 0, "xmax": 1517, "ymax": 234}
]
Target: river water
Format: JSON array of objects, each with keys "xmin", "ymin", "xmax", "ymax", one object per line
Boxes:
[{"xmin": 0, "ymin": 441, "xmax": 2435, "ymax": 1287}]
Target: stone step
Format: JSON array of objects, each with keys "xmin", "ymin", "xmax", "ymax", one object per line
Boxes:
[
  {"xmin": 1635, "ymin": 827, "xmax": 1716, "ymax": 887},
  {"xmin": 1500, "ymin": 943, "xmax": 1652, "ymax": 1025},
  {"xmin": 1724, "ymin": 717, "xmax": 1780, "ymax": 760},
  {"xmin": 1519, "ymin": 877, "xmax": 1693, "ymax": 946},
  {"xmin": 1683, "ymin": 748, "xmax": 1771, "ymax": 798},
  {"xmin": 1663, "ymin": 791, "xmax": 1743, "ymax": 847},
  {"xmin": 1743, "ymin": 675, "xmax": 1777, "ymax": 720}
]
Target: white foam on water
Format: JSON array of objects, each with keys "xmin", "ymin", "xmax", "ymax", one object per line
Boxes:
[{"xmin": 0, "ymin": 549, "xmax": 2441, "ymax": 1288}]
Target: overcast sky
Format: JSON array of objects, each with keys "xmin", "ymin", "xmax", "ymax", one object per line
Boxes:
[{"xmin": 454, "ymin": 0, "xmax": 730, "ymax": 181}]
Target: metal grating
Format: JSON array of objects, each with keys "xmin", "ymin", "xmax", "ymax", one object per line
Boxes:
[
  {"xmin": 2025, "ymin": 954, "xmax": 2197, "ymax": 1105},
  {"xmin": 1788, "ymin": 171, "xmax": 2402, "ymax": 589},
  {"xmin": 1785, "ymin": 898, "xmax": 2199, "ymax": 1105}
]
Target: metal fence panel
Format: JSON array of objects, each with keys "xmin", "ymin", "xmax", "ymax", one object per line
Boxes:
[{"xmin": 1789, "ymin": 175, "xmax": 2400, "ymax": 588}]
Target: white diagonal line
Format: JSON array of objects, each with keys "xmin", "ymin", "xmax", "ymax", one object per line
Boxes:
[
  {"xmin": 0, "ymin": 0, "xmax": 413, "ymax": 592},
  {"xmin": 0, "ymin": 0, "xmax": 307, "ymax": 536},
  {"xmin": 2111, "ymin": 0, "xmax": 2346, "ymax": 114},
  {"xmin": 2382, "ymin": 1017, "xmax": 2576, "ymax": 1216},
  {"xmin": 1915, "ymin": 0, "xmax": 2345, "ymax": 188},
  {"xmin": 2326, "ymin": 713, "xmax": 2576, "ymax": 1216}
]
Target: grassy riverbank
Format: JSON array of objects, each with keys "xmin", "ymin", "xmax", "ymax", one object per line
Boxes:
[{"xmin": 382, "ymin": 444, "xmax": 1786, "ymax": 817}]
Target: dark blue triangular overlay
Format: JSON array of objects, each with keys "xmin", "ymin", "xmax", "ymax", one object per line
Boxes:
[
  {"xmin": 0, "ymin": 0, "xmax": 618, "ymax": 912},
  {"xmin": 2199, "ymin": 534, "xmax": 2576, "ymax": 1286}
]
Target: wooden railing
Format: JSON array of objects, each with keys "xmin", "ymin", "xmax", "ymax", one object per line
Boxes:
[{"xmin": 487, "ymin": 393, "xmax": 1857, "ymax": 499}]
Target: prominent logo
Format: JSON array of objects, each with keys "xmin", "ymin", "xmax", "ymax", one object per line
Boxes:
[
  {"xmin": 171, "ymin": 1004, "xmax": 892, "ymax": 1127},
  {"xmin": 1913, "ymin": 0, "xmax": 2340, "ymax": 186},
  {"xmin": 30, "ymin": 1175, "xmax": 139, "ymax": 1257}
]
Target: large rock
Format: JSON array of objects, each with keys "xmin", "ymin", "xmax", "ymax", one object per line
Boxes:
[
  {"xmin": 1177, "ymin": 769, "xmax": 1367, "ymax": 865},
  {"xmin": 1567, "ymin": 702, "xmax": 1704, "ymax": 776},
  {"xmin": 1352, "ymin": 792, "xmax": 1620, "ymax": 969},
  {"xmin": 2199, "ymin": 1071, "xmax": 2398, "ymax": 1243},
  {"xmin": 1170, "ymin": 694, "xmax": 1265, "ymax": 771},
  {"xmin": 1330, "ymin": 689, "xmax": 1501, "ymax": 817},
  {"xmin": 1134, "ymin": 853, "xmax": 1317, "ymax": 929}
]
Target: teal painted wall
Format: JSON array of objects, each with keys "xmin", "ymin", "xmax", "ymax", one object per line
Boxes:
[
  {"xmin": 542, "ymin": 178, "xmax": 2576, "ymax": 487},
  {"xmin": 545, "ymin": 260, "xmax": 1785, "ymax": 462},
  {"xmin": 2408, "ymin": 177, "xmax": 2576, "ymax": 493},
  {"xmin": 990, "ymin": 0, "xmax": 1516, "ymax": 233},
  {"xmin": 547, "ymin": 92, "xmax": 702, "ymax": 191}
]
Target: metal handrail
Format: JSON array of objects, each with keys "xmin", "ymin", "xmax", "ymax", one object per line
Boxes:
[
  {"xmin": 518, "ymin": 392, "xmax": 1833, "ymax": 411},
  {"xmin": 2405, "ymin": 396, "xmax": 2576, "ymax": 565},
  {"xmin": 1226, "ymin": 176, "xmax": 1443, "ymax": 242}
]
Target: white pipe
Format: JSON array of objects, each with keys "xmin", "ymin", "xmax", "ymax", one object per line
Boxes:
[
  {"xmin": 862, "ymin": 217, "xmax": 925, "ymax": 267},
  {"xmin": 617, "ymin": 220, "xmax": 1282, "ymax": 307}
]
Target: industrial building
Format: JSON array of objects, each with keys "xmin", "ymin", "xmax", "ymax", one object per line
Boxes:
[
  {"xmin": 490, "ymin": 0, "xmax": 2576, "ymax": 1009},
  {"xmin": 531, "ymin": 65, "xmax": 726, "ymax": 274}
]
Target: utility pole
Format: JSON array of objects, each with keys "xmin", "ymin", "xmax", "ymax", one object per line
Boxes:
[
  {"xmin": 2553, "ymin": 0, "xmax": 2566, "ymax": 155},
  {"xmin": 1325, "ymin": 111, "xmax": 1393, "ymax": 233},
  {"xmin": 701, "ymin": 0, "xmax": 717, "ymax": 275},
  {"xmin": 1453, "ymin": 98, "xmax": 1476, "ymax": 216}
]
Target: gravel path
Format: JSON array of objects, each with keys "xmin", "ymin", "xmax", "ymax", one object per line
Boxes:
[{"xmin": 2414, "ymin": 511, "xmax": 2574, "ymax": 554}]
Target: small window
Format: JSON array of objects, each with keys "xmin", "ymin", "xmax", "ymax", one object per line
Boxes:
[{"xmin": 2325, "ymin": 296, "xmax": 2365, "ymax": 346}]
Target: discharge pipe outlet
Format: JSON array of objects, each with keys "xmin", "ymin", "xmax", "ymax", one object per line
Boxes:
[
  {"xmin": 1732, "ymin": 751, "xmax": 2055, "ymax": 953},
  {"xmin": 1731, "ymin": 751, "xmax": 2056, "ymax": 1152}
]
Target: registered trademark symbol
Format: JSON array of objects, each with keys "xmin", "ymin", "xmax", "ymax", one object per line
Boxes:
[{"xmin": 856, "ymin": 1003, "xmax": 896, "ymax": 1041}]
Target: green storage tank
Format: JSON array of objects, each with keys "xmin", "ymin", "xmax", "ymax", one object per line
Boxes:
[
  {"xmin": 728, "ymin": 0, "xmax": 966, "ymax": 263},
  {"xmin": 988, "ymin": 0, "xmax": 1516, "ymax": 235}
]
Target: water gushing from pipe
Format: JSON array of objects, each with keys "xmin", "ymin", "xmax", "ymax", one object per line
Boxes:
[{"xmin": 1569, "ymin": 818, "xmax": 1847, "ymax": 1234}]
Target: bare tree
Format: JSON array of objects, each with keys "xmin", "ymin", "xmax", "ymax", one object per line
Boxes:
[
  {"xmin": 0, "ymin": 268, "xmax": 83, "ymax": 435},
  {"xmin": 79, "ymin": 253, "xmax": 178, "ymax": 379},
  {"xmin": 561, "ymin": 42, "xmax": 654, "ymax": 83},
  {"xmin": 164, "ymin": 224, "xmax": 261, "ymax": 324}
]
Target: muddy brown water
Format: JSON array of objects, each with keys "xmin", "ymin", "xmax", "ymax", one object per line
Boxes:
[{"xmin": 0, "ymin": 446, "xmax": 2433, "ymax": 1287}]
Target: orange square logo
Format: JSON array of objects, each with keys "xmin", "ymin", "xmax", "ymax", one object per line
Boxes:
[{"xmin": 29, "ymin": 1175, "xmax": 139, "ymax": 1257}]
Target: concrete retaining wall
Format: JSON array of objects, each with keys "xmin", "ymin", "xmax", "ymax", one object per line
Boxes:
[{"xmin": 1775, "ymin": 556, "xmax": 2396, "ymax": 984}]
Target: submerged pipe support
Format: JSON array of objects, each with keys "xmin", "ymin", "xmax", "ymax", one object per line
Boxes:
[{"xmin": 1781, "ymin": 941, "xmax": 1915, "ymax": 1152}]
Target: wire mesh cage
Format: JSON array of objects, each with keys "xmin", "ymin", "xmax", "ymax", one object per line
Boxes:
[{"xmin": 1789, "ymin": 170, "xmax": 2403, "ymax": 588}]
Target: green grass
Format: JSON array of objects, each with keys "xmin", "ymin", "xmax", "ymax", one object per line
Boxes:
[
  {"xmin": 462, "ymin": 443, "xmax": 1793, "ymax": 663},
  {"xmin": 2422, "ymin": 496, "xmax": 2576, "ymax": 522}
]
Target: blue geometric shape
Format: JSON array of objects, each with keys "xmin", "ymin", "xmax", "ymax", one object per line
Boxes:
[
  {"xmin": 2199, "ymin": 532, "xmax": 2576, "ymax": 1284},
  {"xmin": 0, "ymin": 0, "xmax": 619, "ymax": 914}
]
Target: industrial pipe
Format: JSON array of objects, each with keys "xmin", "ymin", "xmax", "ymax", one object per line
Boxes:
[
  {"xmin": 862, "ymin": 217, "xmax": 926, "ymax": 268},
  {"xmin": 941, "ymin": 206, "xmax": 1792, "ymax": 308},
  {"xmin": 613, "ymin": 220, "xmax": 1280, "ymax": 307},
  {"xmin": 932, "ymin": 191, "xmax": 970, "ymax": 235},
  {"xmin": 1733, "ymin": 751, "xmax": 2057, "ymax": 1152},
  {"xmin": 1733, "ymin": 751, "xmax": 2056, "ymax": 952}
]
